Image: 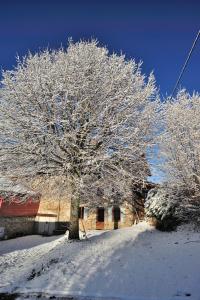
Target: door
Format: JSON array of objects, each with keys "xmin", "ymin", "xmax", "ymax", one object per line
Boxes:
[
  {"xmin": 38, "ymin": 217, "xmax": 49, "ymax": 235},
  {"xmin": 37, "ymin": 216, "xmax": 56, "ymax": 235},
  {"xmin": 96, "ymin": 207, "xmax": 104, "ymax": 229},
  {"xmin": 113, "ymin": 206, "xmax": 121, "ymax": 229}
]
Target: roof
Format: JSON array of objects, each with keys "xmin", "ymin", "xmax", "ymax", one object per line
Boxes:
[{"xmin": 0, "ymin": 177, "xmax": 39, "ymax": 201}]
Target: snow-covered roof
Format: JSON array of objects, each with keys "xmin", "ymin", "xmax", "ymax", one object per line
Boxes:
[{"xmin": 0, "ymin": 177, "xmax": 37, "ymax": 197}]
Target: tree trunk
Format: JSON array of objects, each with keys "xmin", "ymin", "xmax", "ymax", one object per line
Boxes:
[{"xmin": 68, "ymin": 193, "xmax": 80, "ymax": 240}]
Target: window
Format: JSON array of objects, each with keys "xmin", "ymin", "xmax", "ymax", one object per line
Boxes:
[{"xmin": 78, "ymin": 207, "xmax": 84, "ymax": 219}]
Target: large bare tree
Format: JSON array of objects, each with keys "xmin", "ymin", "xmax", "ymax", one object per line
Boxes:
[{"xmin": 0, "ymin": 40, "xmax": 158, "ymax": 239}]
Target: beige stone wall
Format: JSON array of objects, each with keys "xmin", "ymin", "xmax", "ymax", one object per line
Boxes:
[
  {"xmin": 31, "ymin": 176, "xmax": 71, "ymax": 222},
  {"xmin": 34, "ymin": 194, "xmax": 71, "ymax": 235},
  {"xmin": 79, "ymin": 204, "xmax": 143, "ymax": 231},
  {"xmin": 79, "ymin": 208, "xmax": 96, "ymax": 231},
  {"xmin": 37, "ymin": 195, "xmax": 71, "ymax": 222},
  {"xmin": 146, "ymin": 216, "xmax": 159, "ymax": 227},
  {"xmin": 37, "ymin": 197, "xmax": 141, "ymax": 231},
  {"xmin": 0, "ymin": 216, "xmax": 35, "ymax": 239},
  {"xmin": 34, "ymin": 177, "xmax": 145, "ymax": 232}
]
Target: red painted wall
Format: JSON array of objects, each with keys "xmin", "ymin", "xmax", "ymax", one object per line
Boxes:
[{"xmin": 0, "ymin": 197, "xmax": 40, "ymax": 217}]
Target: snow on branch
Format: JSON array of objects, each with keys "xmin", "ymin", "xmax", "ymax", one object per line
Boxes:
[
  {"xmin": 0, "ymin": 40, "xmax": 159, "ymax": 200},
  {"xmin": 158, "ymin": 90, "xmax": 200, "ymax": 196}
]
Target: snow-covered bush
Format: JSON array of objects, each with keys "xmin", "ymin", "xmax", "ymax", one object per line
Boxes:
[
  {"xmin": 145, "ymin": 187, "xmax": 180, "ymax": 230},
  {"xmin": 145, "ymin": 186, "xmax": 200, "ymax": 231}
]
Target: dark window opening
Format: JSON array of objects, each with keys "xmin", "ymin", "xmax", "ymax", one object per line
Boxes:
[
  {"xmin": 113, "ymin": 206, "xmax": 121, "ymax": 222},
  {"xmin": 97, "ymin": 207, "xmax": 104, "ymax": 222},
  {"xmin": 78, "ymin": 207, "xmax": 84, "ymax": 219}
]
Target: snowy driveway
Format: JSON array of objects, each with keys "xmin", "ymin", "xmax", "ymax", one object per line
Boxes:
[{"xmin": 0, "ymin": 223, "xmax": 200, "ymax": 300}]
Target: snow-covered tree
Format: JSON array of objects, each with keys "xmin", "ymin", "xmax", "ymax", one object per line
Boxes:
[
  {"xmin": 145, "ymin": 184, "xmax": 200, "ymax": 230},
  {"xmin": 0, "ymin": 40, "xmax": 158, "ymax": 238},
  {"xmin": 146, "ymin": 91, "xmax": 200, "ymax": 230},
  {"xmin": 158, "ymin": 90, "xmax": 200, "ymax": 194}
]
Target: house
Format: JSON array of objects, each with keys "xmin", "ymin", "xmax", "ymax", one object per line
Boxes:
[
  {"xmin": 0, "ymin": 177, "xmax": 70, "ymax": 238},
  {"xmin": 0, "ymin": 177, "xmax": 155, "ymax": 239},
  {"xmin": 35, "ymin": 180, "xmax": 155, "ymax": 233},
  {"xmin": 78, "ymin": 181, "xmax": 155, "ymax": 232},
  {"xmin": 0, "ymin": 177, "xmax": 40, "ymax": 239}
]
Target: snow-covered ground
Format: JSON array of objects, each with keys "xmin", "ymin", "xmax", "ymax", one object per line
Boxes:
[{"xmin": 0, "ymin": 222, "xmax": 200, "ymax": 300}]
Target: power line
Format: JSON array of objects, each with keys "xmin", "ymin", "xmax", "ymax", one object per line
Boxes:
[{"xmin": 170, "ymin": 29, "xmax": 200, "ymax": 100}]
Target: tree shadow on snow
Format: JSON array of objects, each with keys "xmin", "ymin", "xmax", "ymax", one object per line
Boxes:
[
  {"xmin": 65, "ymin": 227, "xmax": 197, "ymax": 299},
  {"xmin": 0, "ymin": 234, "xmax": 62, "ymax": 255},
  {"xmin": 12, "ymin": 226, "xmax": 199, "ymax": 299}
]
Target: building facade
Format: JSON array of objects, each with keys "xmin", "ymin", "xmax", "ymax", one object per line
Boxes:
[
  {"xmin": 0, "ymin": 178, "xmax": 152, "ymax": 239},
  {"xmin": 78, "ymin": 203, "xmax": 143, "ymax": 232}
]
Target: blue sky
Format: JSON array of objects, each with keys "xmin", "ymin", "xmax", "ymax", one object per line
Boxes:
[
  {"xmin": 0, "ymin": 0, "xmax": 199, "ymax": 97},
  {"xmin": 0, "ymin": 0, "xmax": 199, "ymax": 182}
]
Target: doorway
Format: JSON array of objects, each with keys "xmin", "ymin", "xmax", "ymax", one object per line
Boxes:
[
  {"xmin": 113, "ymin": 206, "xmax": 121, "ymax": 229},
  {"xmin": 96, "ymin": 207, "xmax": 104, "ymax": 229}
]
